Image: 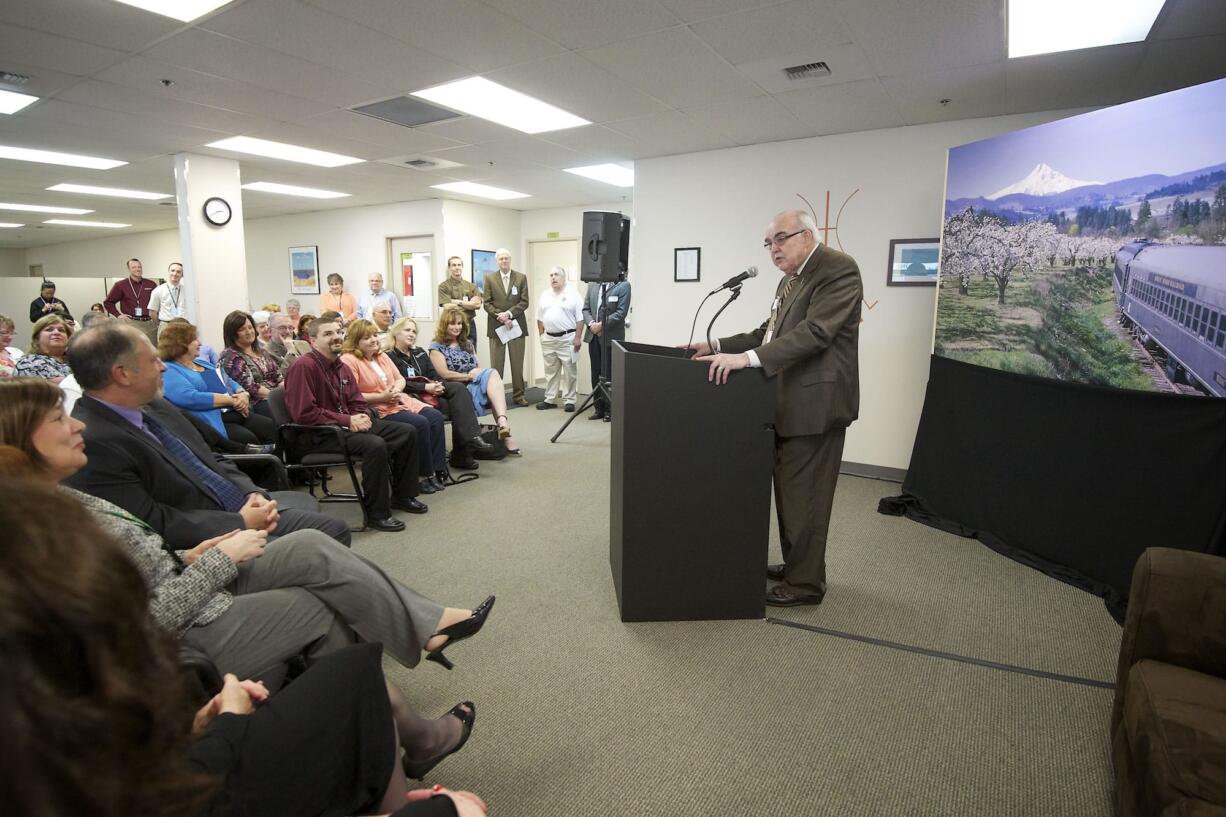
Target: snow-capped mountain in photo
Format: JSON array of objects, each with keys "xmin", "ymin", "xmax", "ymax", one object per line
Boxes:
[{"xmin": 986, "ymin": 163, "xmax": 1103, "ymax": 200}]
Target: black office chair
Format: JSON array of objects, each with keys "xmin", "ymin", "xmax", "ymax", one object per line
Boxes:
[{"xmin": 265, "ymin": 385, "xmax": 368, "ymax": 532}]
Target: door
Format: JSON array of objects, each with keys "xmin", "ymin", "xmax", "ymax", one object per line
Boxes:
[
  {"xmin": 387, "ymin": 235, "xmax": 435, "ymax": 341},
  {"xmin": 527, "ymin": 239, "xmax": 585, "ymax": 392}
]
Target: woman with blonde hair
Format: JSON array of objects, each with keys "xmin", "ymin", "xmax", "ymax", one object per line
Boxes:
[
  {"xmin": 342, "ymin": 319, "xmax": 449, "ymax": 493},
  {"xmin": 428, "ymin": 305, "xmax": 519, "ymax": 455},
  {"xmin": 15, "ymin": 314, "xmax": 72, "ymax": 383}
]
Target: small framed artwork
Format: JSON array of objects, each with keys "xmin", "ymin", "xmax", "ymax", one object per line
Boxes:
[
  {"xmin": 289, "ymin": 245, "xmax": 321, "ymax": 294},
  {"xmin": 886, "ymin": 238, "xmax": 940, "ymax": 287},
  {"xmin": 471, "ymin": 249, "xmax": 497, "ymax": 291},
  {"xmin": 674, "ymin": 247, "xmax": 700, "ymax": 282}
]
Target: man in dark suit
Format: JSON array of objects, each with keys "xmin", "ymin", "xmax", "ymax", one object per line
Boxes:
[
  {"xmin": 691, "ymin": 209, "xmax": 862, "ymax": 606},
  {"xmin": 582, "ymin": 275, "xmax": 631, "ymax": 421},
  {"xmin": 65, "ymin": 322, "xmax": 352, "ymax": 549},
  {"xmin": 481, "ymin": 247, "xmax": 530, "ymax": 405}
]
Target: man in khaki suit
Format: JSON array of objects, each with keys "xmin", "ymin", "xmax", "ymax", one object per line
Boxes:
[
  {"xmin": 690, "ymin": 210, "xmax": 862, "ymax": 606},
  {"xmin": 482, "ymin": 247, "xmax": 530, "ymax": 405}
]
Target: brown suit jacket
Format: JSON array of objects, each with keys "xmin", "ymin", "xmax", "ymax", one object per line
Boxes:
[
  {"xmin": 720, "ymin": 244, "xmax": 861, "ymax": 437},
  {"xmin": 482, "ymin": 270, "xmax": 529, "ymax": 338}
]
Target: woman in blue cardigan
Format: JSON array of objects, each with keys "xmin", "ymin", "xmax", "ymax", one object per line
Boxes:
[{"xmin": 159, "ymin": 320, "xmax": 277, "ymax": 446}]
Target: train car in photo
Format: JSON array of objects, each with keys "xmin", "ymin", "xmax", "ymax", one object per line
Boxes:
[{"xmin": 1114, "ymin": 241, "xmax": 1226, "ymax": 397}]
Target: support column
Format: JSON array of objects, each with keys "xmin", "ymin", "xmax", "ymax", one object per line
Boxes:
[{"xmin": 173, "ymin": 153, "xmax": 248, "ymax": 347}]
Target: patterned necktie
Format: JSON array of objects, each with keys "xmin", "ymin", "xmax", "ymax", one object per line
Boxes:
[
  {"xmin": 142, "ymin": 413, "xmax": 248, "ymax": 513},
  {"xmin": 764, "ymin": 275, "xmax": 799, "ymax": 343}
]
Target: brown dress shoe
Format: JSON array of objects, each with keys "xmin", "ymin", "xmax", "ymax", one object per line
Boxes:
[
  {"xmin": 513, "ymin": 396, "xmax": 529, "ymax": 406},
  {"xmin": 766, "ymin": 563, "xmax": 786, "ymax": 581},
  {"xmin": 765, "ymin": 584, "xmax": 824, "ymax": 607}
]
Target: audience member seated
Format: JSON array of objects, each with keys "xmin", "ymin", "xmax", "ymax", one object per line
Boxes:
[
  {"xmin": 371, "ymin": 302, "xmax": 395, "ymax": 343},
  {"xmin": 268, "ymin": 311, "xmax": 311, "ymax": 371},
  {"xmin": 297, "ymin": 312, "xmax": 316, "ymax": 340},
  {"xmin": 0, "ymin": 475, "xmax": 489, "ymax": 817},
  {"xmin": 219, "ymin": 310, "xmax": 282, "ymax": 419},
  {"xmin": 252, "ymin": 309, "xmax": 275, "ymax": 345},
  {"xmin": 15, "ymin": 314, "xmax": 72, "ymax": 384},
  {"xmin": 63, "ymin": 321, "xmax": 352, "ymax": 547},
  {"xmin": 89, "ymin": 301, "xmax": 106, "ymax": 314},
  {"xmin": 160, "ymin": 319, "xmax": 276, "ymax": 449},
  {"xmin": 285, "ymin": 317, "xmax": 426, "ymax": 532},
  {"xmin": 0, "ymin": 314, "xmax": 20, "ymax": 378},
  {"xmin": 286, "ymin": 297, "xmax": 302, "ymax": 327},
  {"xmin": 342, "ymin": 319, "xmax": 448, "ymax": 494},
  {"xmin": 429, "ymin": 305, "xmax": 520, "ymax": 456},
  {"xmin": 387, "ymin": 316, "xmax": 491, "ymax": 471},
  {"xmin": 321, "ymin": 272, "xmax": 358, "ymax": 324}
]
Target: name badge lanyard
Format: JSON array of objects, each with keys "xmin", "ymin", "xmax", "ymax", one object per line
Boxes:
[{"xmin": 129, "ymin": 277, "xmax": 147, "ymax": 316}]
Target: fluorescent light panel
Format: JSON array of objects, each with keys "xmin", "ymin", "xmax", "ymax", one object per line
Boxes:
[
  {"xmin": 242, "ymin": 181, "xmax": 350, "ymax": 199},
  {"xmin": 206, "ymin": 136, "xmax": 363, "ymax": 168},
  {"xmin": 430, "ymin": 181, "xmax": 529, "ymax": 201},
  {"xmin": 0, "ymin": 89, "xmax": 39, "ymax": 115},
  {"xmin": 47, "ymin": 183, "xmax": 171, "ymax": 200},
  {"xmin": 0, "ymin": 144, "xmax": 126, "ymax": 170},
  {"xmin": 0, "ymin": 202, "xmax": 94, "ymax": 215},
  {"xmin": 411, "ymin": 77, "xmax": 590, "ymax": 135},
  {"xmin": 111, "ymin": 0, "xmax": 233, "ymax": 23},
  {"xmin": 564, "ymin": 163, "xmax": 634, "ymax": 187},
  {"xmin": 0, "ymin": 222, "xmax": 24, "ymax": 228},
  {"xmin": 44, "ymin": 219, "xmax": 130, "ymax": 228},
  {"xmin": 1008, "ymin": 0, "xmax": 1166, "ymax": 58}
]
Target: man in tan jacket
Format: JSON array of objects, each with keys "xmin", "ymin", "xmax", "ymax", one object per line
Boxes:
[
  {"xmin": 692, "ymin": 209, "xmax": 862, "ymax": 606},
  {"xmin": 482, "ymin": 248, "xmax": 530, "ymax": 405}
]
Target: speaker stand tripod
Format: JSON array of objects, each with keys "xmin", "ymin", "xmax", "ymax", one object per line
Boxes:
[{"xmin": 552, "ymin": 285, "xmax": 614, "ymax": 443}]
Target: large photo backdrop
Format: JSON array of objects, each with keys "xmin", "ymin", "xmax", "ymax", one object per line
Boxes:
[{"xmin": 935, "ymin": 77, "xmax": 1226, "ymax": 397}]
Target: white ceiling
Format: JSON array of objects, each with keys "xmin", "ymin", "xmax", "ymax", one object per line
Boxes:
[{"xmin": 0, "ymin": 0, "xmax": 1224, "ymax": 248}]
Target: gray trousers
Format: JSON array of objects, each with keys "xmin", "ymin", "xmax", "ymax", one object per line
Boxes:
[
  {"xmin": 182, "ymin": 529, "xmax": 443, "ymax": 680},
  {"xmin": 773, "ymin": 428, "xmax": 846, "ymax": 596},
  {"xmin": 269, "ymin": 489, "xmax": 353, "ymax": 547}
]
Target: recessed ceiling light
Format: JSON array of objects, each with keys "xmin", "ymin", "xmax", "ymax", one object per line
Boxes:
[
  {"xmin": 111, "ymin": 0, "xmax": 233, "ymax": 23},
  {"xmin": 411, "ymin": 77, "xmax": 590, "ymax": 135},
  {"xmin": 0, "ymin": 202, "xmax": 94, "ymax": 215},
  {"xmin": 205, "ymin": 136, "xmax": 364, "ymax": 168},
  {"xmin": 0, "ymin": 222, "xmax": 23, "ymax": 228},
  {"xmin": 43, "ymin": 219, "xmax": 130, "ymax": 228},
  {"xmin": 242, "ymin": 181, "xmax": 350, "ymax": 199},
  {"xmin": 1008, "ymin": 0, "xmax": 1166, "ymax": 58},
  {"xmin": 564, "ymin": 164, "xmax": 634, "ymax": 187},
  {"xmin": 0, "ymin": 144, "xmax": 126, "ymax": 170},
  {"xmin": 47, "ymin": 183, "xmax": 172, "ymax": 200},
  {"xmin": 430, "ymin": 181, "xmax": 530, "ymax": 201},
  {"xmin": 0, "ymin": 89, "xmax": 39, "ymax": 115}
]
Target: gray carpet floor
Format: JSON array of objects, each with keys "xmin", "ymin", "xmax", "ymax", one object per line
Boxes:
[{"xmin": 328, "ymin": 401, "xmax": 1121, "ymax": 817}]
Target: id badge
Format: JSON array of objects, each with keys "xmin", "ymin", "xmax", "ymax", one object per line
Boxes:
[
  {"xmin": 134, "ymin": 307, "xmax": 143, "ymax": 316},
  {"xmin": 510, "ymin": 286, "xmax": 519, "ymax": 295},
  {"xmin": 608, "ymin": 295, "xmax": 619, "ymax": 302}
]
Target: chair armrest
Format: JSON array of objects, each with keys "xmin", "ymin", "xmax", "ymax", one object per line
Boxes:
[
  {"xmin": 276, "ymin": 422, "xmax": 347, "ymax": 464},
  {"xmin": 219, "ymin": 453, "xmax": 289, "ymax": 491},
  {"xmin": 1112, "ymin": 547, "xmax": 1226, "ymax": 729}
]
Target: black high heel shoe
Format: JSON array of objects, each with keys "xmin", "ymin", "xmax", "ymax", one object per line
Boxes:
[
  {"xmin": 402, "ymin": 701, "xmax": 476, "ymax": 780},
  {"xmin": 425, "ymin": 595, "xmax": 495, "ymax": 670}
]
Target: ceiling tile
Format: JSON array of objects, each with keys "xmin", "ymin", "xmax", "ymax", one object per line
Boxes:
[
  {"xmin": 201, "ymin": 0, "xmax": 464, "ymax": 93},
  {"xmin": 56, "ymin": 79, "xmax": 266, "ymax": 136},
  {"xmin": 833, "ymin": 0, "xmax": 1003, "ymax": 76},
  {"xmin": 482, "ymin": 0, "xmax": 680, "ymax": 50},
  {"xmin": 484, "ymin": 53, "xmax": 670, "ymax": 123},
  {"xmin": 0, "ymin": 23, "xmax": 128, "ymax": 76},
  {"xmin": 656, "ymin": 0, "xmax": 784, "ymax": 24},
  {"xmin": 883, "ymin": 61, "xmax": 1006, "ymax": 125},
  {"xmin": 0, "ymin": 0, "xmax": 182, "ymax": 52},
  {"xmin": 1005, "ymin": 45, "xmax": 1142, "ymax": 114},
  {"xmin": 415, "ymin": 116, "xmax": 517, "ymax": 146},
  {"xmin": 0, "ymin": 62, "xmax": 87, "ymax": 98},
  {"xmin": 302, "ymin": 0, "xmax": 567, "ymax": 73},
  {"xmin": 583, "ymin": 27, "xmax": 764, "ymax": 108},
  {"xmin": 1151, "ymin": 0, "xmax": 1226, "ymax": 40},
  {"xmin": 775, "ymin": 77, "xmax": 902, "ymax": 135},
  {"xmin": 1130, "ymin": 34, "xmax": 1226, "ymax": 100},
  {"xmin": 538, "ymin": 125, "xmax": 640, "ymax": 162},
  {"xmin": 683, "ymin": 95, "xmax": 813, "ymax": 146},
  {"xmin": 689, "ymin": 0, "xmax": 848, "ymax": 66},
  {"xmin": 296, "ymin": 110, "xmax": 466, "ymax": 153},
  {"xmin": 605, "ymin": 110, "xmax": 738, "ymax": 157}
]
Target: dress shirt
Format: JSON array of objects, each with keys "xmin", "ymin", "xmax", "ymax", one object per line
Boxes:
[
  {"xmin": 355, "ymin": 289, "xmax": 401, "ymax": 323},
  {"xmin": 536, "ymin": 286, "xmax": 584, "ymax": 333},
  {"xmin": 283, "ymin": 349, "xmax": 370, "ymax": 428},
  {"xmin": 725, "ymin": 244, "xmax": 820, "ymax": 369},
  {"xmin": 148, "ymin": 282, "xmax": 187, "ymax": 322},
  {"xmin": 104, "ymin": 276, "xmax": 158, "ymax": 318},
  {"xmin": 319, "ymin": 291, "xmax": 357, "ymax": 322}
]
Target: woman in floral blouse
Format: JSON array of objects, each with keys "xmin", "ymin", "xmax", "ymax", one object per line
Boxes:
[
  {"xmin": 218, "ymin": 310, "xmax": 282, "ymax": 419},
  {"xmin": 15, "ymin": 314, "xmax": 72, "ymax": 383}
]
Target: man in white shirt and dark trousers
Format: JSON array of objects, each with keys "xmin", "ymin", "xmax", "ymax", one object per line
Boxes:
[
  {"xmin": 535, "ymin": 266, "xmax": 584, "ymax": 412},
  {"xmin": 148, "ymin": 261, "xmax": 187, "ymax": 337}
]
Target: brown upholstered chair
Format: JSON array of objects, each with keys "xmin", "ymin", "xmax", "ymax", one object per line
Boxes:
[{"xmin": 1112, "ymin": 547, "xmax": 1226, "ymax": 817}]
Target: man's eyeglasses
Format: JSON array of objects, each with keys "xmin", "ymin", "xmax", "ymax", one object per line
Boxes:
[{"xmin": 763, "ymin": 229, "xmax": 807, "ymax": 250}]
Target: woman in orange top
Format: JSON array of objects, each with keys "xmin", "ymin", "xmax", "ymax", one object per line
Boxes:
[
  {"xmin": 341, "ymin": 319, "xmax": 448, "ymax": 494},
  {"xmin": 320, "ymin": 273, "xmax": 358, "ymax": 325}
]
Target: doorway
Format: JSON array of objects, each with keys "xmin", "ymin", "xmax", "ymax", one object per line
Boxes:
[
  {"xmin": 387, "ymin": 234, "xmax": 436, "ymax": 341},
  {"xmin": 527, "ymin": 239, "xmax": 587, "ymax": 393}
]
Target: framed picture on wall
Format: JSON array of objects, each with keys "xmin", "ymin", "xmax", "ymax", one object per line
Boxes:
[
  {"xmin": 471, "ymin": 249, "xmax": 497, "ymax": 292},
  {"xmin": 886, "ymin": 238, "xmax": 940, "ymax": 287},
  {"xmin": 674, "ymin": 247, "xmax": 700, "ymax": 282},
  {"xmin": 289, "ymin": 245, "xmax": 321, "ymax": 294}
]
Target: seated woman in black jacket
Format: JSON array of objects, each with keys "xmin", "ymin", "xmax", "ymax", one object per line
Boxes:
[{"xmin": 385, "ymin": 316, "xmax": 490, "ymax": 470}]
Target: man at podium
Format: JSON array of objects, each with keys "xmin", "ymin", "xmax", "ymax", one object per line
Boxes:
[{"xmin": 687, "ymin": 210, "xmax": 862, "ymax": 607}]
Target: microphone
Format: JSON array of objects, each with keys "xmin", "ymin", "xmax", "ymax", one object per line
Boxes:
[{"xmin": 714, "ymin": 266, "xmax": 757, "ymax": 292}]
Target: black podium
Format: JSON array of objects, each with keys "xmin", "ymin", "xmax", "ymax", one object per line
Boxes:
[{"xmin": 609, "ymin": 341, "xmax": 776, "ymax": 621}]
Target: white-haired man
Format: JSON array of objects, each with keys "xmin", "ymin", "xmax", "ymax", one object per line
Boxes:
[
  {"xmin": 688, "ymin": 209, "xmax": 862, "ymax": 607},
  {"xmin": 481, "ymin": 248, "xmax": 529, "ymax": 405},
  {"xmin": 535, "ymin": 266, "xmax": 584, "ymax": 411},
  {"xmin": 356, "ymin": 272, "xmax": 401, "ymax": 324}
]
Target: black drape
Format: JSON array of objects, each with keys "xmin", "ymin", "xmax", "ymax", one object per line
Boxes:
[{"xmin": 880, "ymin": 356, "xmax": 1226, "ymax": 621}]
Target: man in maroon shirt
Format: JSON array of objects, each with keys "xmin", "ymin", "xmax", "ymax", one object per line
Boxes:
[
  {"xmin": 284, "ymin": 316, "xmax": 426, "ymax": 532},
  {"xmin": 104, "ymin": 258, "xmax": 159, "ymax": 344}
]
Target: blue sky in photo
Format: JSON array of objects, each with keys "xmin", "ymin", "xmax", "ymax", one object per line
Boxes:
[{"xmin": 945, "ymin": 77, "xmax": 1226, "ymax": 200}]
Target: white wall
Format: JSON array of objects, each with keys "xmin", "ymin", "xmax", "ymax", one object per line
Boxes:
[
  {"xmin": 0, "ymin": 248, "xmax": 27, "ymax": 278},
  {"xmin": 23, "ymin": 228, "xmax": 181, "ymax": 281},
  {"xmin": 631, "ymin": 110, "xmax": 1078, "ymax": 471},
  {"xmin": 441, "ymin": 199, "xmax": 522, "ymax": 360}
]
